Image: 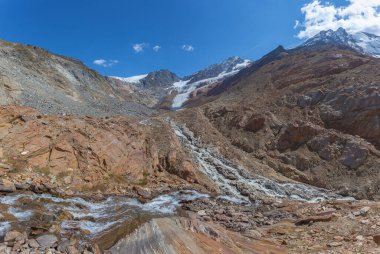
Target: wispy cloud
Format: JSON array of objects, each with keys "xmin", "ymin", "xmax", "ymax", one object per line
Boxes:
[
  {"xmin": 93, "ymin": 59, "xmax": 119, "ymax": 67},
  {"xmin": 296, "ymin": 0, "xmax": 380, "ymax": 39},
  {"xmin": 182, "ymin": 44, "xmax": 195, "ymax": 52},
  {"xmin": 133, "ymin": 43, "xmax": 148, "ymax": 53},
  {"xmin": 153, "ymin": 45, "xmax": 161, "ymax": 52}
]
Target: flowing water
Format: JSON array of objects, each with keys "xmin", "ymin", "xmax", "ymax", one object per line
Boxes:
[
  {"xmin": 0, "ymin": 190, "xmax": 209, "ymax": 242},
  {"xmin": 0, "ymin": 121, "xmax": 352, "ymax": 250},
  {"xmin": 170, "ymin": 121, "xmax": 352, "ymax": 203}
]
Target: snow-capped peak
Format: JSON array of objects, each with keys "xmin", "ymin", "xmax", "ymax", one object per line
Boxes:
[
  {"xmin": 171, "ymin": 57, "xmax": 252, "ymax": 109},
  {"xmin": 184, "ymin": 57, "xmax": 252, "ymax": 83},
  {"xmin": 303, "ymin": 28, "xmax": 380, "ymax": 58}
]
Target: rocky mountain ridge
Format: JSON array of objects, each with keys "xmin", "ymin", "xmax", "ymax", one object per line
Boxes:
[
  {"xmin": 112, "ymin": 57, "xmax": 253, "ymax": 109},
  {"xmin": 303, "ymin": 27, "xmax": 380, "ymax": 58},
  {"xmin": 0, "ymin": 40, "xmax": 155, "ymax": 117}
]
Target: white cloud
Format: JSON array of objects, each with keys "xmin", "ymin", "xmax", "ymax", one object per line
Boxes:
[
  {"xmin": 153, "ymin": 45, "xmax": 161, "ymax": 52},
  {"xmin": 296, "ymin": 0, "xmax": 380, "ymax": 39},
  {"xmin": 93, "ymin": 59, "xmax": 119, "ymax": 67},
  {"xmin": 294, "ymin": 20, "xmax": 300, "ymax": 29},
  {"xmin": 182, "ymin": 44, "xmax": 195, "ymax": 52},
  {"xmin": 133, "ymin": 43, "xmax": 148, "ymax": 53}
]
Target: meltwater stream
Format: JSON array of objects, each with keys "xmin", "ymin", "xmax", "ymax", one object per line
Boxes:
[
  {"xmin": 0, "ymin": 190, "xmax": 208, "ymax": 240},
  {"xmin": 171, "ymin": 121, "xmax": 351, "ymax": 203}
]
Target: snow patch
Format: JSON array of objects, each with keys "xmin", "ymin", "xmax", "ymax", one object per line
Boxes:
[
  {"xmin": 111, "ymin": 74, "xmax": 148, "ymax": 84},
  {"xmin": 171, "ymin": 60, "xmax": 251, "ymax": 109}
]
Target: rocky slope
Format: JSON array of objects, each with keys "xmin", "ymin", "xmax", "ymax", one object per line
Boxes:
[
  {"xmin": 173, "ymin": 45, "xmax": 380, "ymax": 199},
  {"xmin": 0, "ymin": 40, "xmax": 154, "ymax": 116}
]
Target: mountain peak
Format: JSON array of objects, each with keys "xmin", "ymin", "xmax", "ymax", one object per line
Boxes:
[
  {"xmin": 184, "ymin": 56, "xmax": 252, "ymax": 83},
  {"xmin": 303, "ymin": 28, "xmax": 380, "ymax": 58}
]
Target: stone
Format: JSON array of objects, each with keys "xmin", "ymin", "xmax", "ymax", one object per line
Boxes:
[
  {"xmin": 15, "ymin": 231, "xmax": 27, "ymax": 242},
  {"xmin": 63, "ymin": 176, "xmax": 72, "ymax": 184},
  {"xmin": 295, "ymin": 214, "xmax": 333, "ymax": 226},
  {"xmin": 243, "ymin": 229, "xmax": 262, "ymax": 239},
  {"xmin": 373, "ymin": 235, "xmax": 380, "ymax": 245},
  {"xmin": 14, "ymin": 182, "xmax": 30, "ymax": 190},
  {"xmin": 133, "ymin": 186, "xmax": 151, "ymax": 199},
  {"xmin": 339, "ymin": 141, "xmax": 368, "ymax": 169},
  {"xmin": 57, "ymin": 239, "xmax": 79, "ymax": 254},
  {"xmin": 360, "ymin": 206, "xmax": 370, "ymax": 215},
  {"xmin": 361, "ymin": 219, "xmax": 370, "ymax": 225},
  {"xmin": 0, "ymin": 163, "xmax": 12, "ymax": 170},
  {"xmin": 35, "ymin": 234, "xmax": 58, "ymax": 248},
  {"xmin": 327, "ymin": 242, "xmax": 343, "ymax": 247},
  {"xmin": 27, "ymin": 239, "xmax": 39, "ymax": 248},
  {"xmin": 4, "ymin": 230, "xmax": 22, "ymax": 242},
  {"xmin": 0, "ymin": 244, "xmax": 10, "ymax": 254},
  {"xmin": 0, "ymin": 179, "xmax": 16, "ymax": 193},
  {"xmin": 197, "ymin": 210, "xmax": 207, "ymax": 216},
  {"xmin": 356, "ymin": 235, "xmax": 365, "ymax": 241}
]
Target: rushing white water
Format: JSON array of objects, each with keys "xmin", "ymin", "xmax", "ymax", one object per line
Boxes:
[
  {"xmin": 0, "ymin": 190, "xmax": 211, "ymax": 238},
  {"xmin": 170, "ymin": 121, "xmax": 352, "ymax": 203},
  {"xmin": 0, "ymin": 222, "xmax": 11, "ymax": 237},
  {"xmin": 129, "ymin": 190, "xmax": 209, "ymax": 214}
]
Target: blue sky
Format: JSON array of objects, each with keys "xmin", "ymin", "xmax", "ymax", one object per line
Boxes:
[{"xmin": 0, "ymin": 0, "xmax": 356, "ymax": 77}]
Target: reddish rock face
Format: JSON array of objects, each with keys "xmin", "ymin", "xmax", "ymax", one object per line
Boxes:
[{"xmin": 0, "ymin": 106, "xmax": 210, "ymax": 193}]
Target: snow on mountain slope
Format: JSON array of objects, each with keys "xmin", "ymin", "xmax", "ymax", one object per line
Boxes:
[
  {"xmin": 111, "ymin": 57, "xmax": 252, "ymax": 110},
  {"xmin": 352, "ymin": 32, "xmax": 380, "ymax": 58},
  {"xmin": 303, "ymin": 28, "xmax": 380, "ymax": 58},
  {"xmin": 171, "ymin": 58, "xmax": 252, "ymax": 109},
  {"xmin": 111, "ymin": 74, "xmax": 148, "ymax": 84}
]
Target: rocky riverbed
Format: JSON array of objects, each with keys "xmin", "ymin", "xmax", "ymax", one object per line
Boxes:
[{"xmin": 0, "ymin": 190, "xmax": 212, "ymax": 253}]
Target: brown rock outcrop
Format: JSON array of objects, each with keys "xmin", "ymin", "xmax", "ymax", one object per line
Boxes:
[
  {"xmin": 319, "ymin": 84, "xmax": 380, "ymax": 149},
  {"xmin": 0, "ymin": 106, "xmax": 210, "ymax": 193}
]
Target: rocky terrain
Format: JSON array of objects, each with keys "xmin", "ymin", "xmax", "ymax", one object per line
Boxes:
[
  {"xmin": 0, "ymin": 29, "xmax": 380, "ymax": 253},
  {"xmin": 0, "ymin": 40, "xmax": 155, "ymax": 117},
  {"xmin": 174, "ymin": 45, "xmax": 380, "ymax": 200}
]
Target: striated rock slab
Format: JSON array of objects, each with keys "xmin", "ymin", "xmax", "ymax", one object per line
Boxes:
[{"xmin": 109, "ymin": 217, "xmax": 287, "ymax": 254}]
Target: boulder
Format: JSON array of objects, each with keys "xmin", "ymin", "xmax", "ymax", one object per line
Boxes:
[
  {"xmin": 339, "ymin": 141, "xmax": 368, "ymax": 169},
  {"xmin": 0, "ymin": 179, "xmax": 16, "ymax": 193},
  {"xmin": 35, "ymin": 234, "xmax": 58, "ymax": 248},
  {"xmin": 4, "ymin": 230, "xmax": 22, "ymax": 242},
  {"xmin": 295, "ymin": 214, "xmax": 334, "ymax": 226},
  {"xmin": 242, "ymin": 229, "xmax": 262, "ymax": 239},
  {"xmin": 373, "ymin": 235, "xmax": 380, "ymax": 245}
]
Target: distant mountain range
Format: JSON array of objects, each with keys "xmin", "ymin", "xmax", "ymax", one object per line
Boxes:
[
  {"xmin": 112, "ymin": 57, "xmax": 252, "ymax": 109},
  {"xmin": 1, "ymin": 27, "xmax": 379, "ymax": 116},
  {"xmin": 111, "ymin": 27, "xmax": 380, "ymax": 110},
  {"xmin": 303, "ymin": 27, "xmax": 380, "ymax": 58}
]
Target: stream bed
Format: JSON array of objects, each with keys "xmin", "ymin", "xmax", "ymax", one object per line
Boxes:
[
  {"xmin": 170, "ymin": 121, "xmax": 352, "ymax": 203},
  {"xmin": 0, "ymin": 190, "xmax": 209, "ymax": 249}
]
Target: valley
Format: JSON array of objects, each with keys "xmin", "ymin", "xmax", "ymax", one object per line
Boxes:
[{"xmin": 0, "ymin": 27, "xmax": 380, "ymax": 253}]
